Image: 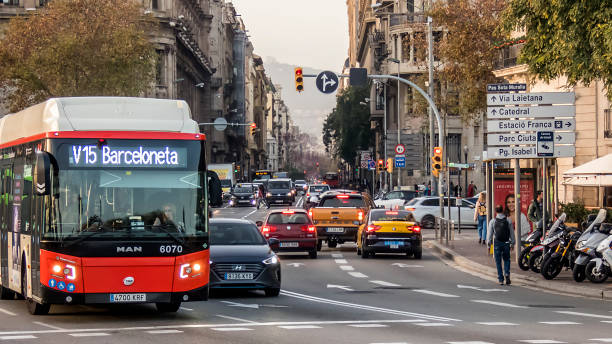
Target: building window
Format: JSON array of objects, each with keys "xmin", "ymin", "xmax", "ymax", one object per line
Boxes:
[
  {"xmin": 2, "ymin": 0, "xmax": 20, "ymax": 5},
  {"xmin": 152, "ymin": 0, "xmax": 159, "ymax": 10},
  {"xmin": 155, "ymin": 50, "xmax": 165, "ymax": 85},
  {"xmin": 604, "ymin": 108, "xmax": 612, "ymax": 139},
  {"xmin": 401, "ymin": 34, "xmax": 411, "ymax": 63},
  {"xmin": 413, "ymin": 32, "xmax": 425, "ymax": 63}
]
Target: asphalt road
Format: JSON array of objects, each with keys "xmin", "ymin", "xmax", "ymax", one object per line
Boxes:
[{"xmin": 0, "ymin": 196, "xmax": 611, "ymax": 344}]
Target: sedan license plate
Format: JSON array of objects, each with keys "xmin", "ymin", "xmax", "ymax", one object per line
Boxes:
[
  {"xmin": 110, "ymin": 293, "xmax": 146, "ymax": 302},
  {"xmin": 224, "ymin": 273, "xmax": 254, "ymax": 280},
  {"xmin": 327, "ymin": 227, "xmax": 344, "ymax": 233},
  {"xmin": 275, "ymin": 200, "xmax": 284, "ymax": 203},
  {"xmin": 280, "ymin": 242, "xmax": 299, "ymax": 248},
  {"xmin": 384, "ymin": 241, "xmax": 404, "ymax": 249}
]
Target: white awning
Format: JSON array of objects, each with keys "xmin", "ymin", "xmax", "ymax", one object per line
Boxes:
[{"xmin": 563, "ymin": 153, "xmax": 612, "ymax": 186}]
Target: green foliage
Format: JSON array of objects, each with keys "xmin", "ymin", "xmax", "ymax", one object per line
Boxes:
[
  {"xmin": 560, "ymin": 202, "xmax": 589, "ymax": 223},
  {"xmin": 501, "ymin": 0, "xmax": 612, "ymax": 99},
  {"xmin": 0, "ymin": 0, "xmax": 157, "ymax": 112},
  {"xmin": 322, "ymin": 86, "xmax": 373, "ymax": 165}
]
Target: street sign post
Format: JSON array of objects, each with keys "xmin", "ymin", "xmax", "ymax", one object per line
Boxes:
[
  {"xmin": 487, "ymin": 92, "xmax": 575, "ymax": 106},
  {"xmin": 487, "ymin": 132, "xmax": 575, "ymax": 146},
  {"xmin": 367, "ymin": 160, "xmax": 376, "ymax": 171},
  {"xmin": 395, "ymin": 144, "xmax": 406, "ymax": 155},
  {"xmin": 487, "ymin": 118, "xmax": 575, "ymax": 133},
  {"xmin": 315, "ymin": 71, "xmax": 339, "ymax": 94},
  {"xmin": 394, "ymin": 156, "xmax": 406, "ymax": 168},
  {"xmin": 213, "ymin": 117, "xmax": 228, "ymax": 131},
  {"xmin": 486, "ymin": 105, "xmax": 575, "ymax": 119},
  {"xmin": 487, "ymin": 145, "xmax": 575, "ymax": 159},
  {"xmin": 537, "ymin": 132, "xmax": 554, "ymax": 157}
]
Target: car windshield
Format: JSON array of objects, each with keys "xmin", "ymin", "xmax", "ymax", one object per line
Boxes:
[
  {"xmin": 320, "ymin": 197, "xmax": 365, "ymax": 207},
  {"xmin": 209, "ymin": 222, "xmax": 267, "ymax": 245},
  {"xmin": 269, "ymin": 181, "xmax": 290, "ymax": 189},
  {"xmin": 295, "ymin": 180, "xmax": 306, "ymax": 184},
  {"xmin": 234, "ymin": 187, "xmax": 253, "ymax": 193},
  {"xmin": 371, "ymin": 211, "xmax": 415, "ymax": 222},
  {"xmin": 310, "ymin": 185, "xmax": 330, "ymax": 192},
  {"xmin": 267, "ymin": 213, "xmax": 309, "ymax": 224}
]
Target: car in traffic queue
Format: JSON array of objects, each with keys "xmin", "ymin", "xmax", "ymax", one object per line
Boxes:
[
  {"xmin": 404, "ymin": 196, "xmax": 477, "ymax": 229},
  {"xmin": 357, "ymin": 209, "xmax": 422, "ymax": 259},
  {"xmin": 266, "ymin": 178, "xmax": 295, "ymax": 205},
  {"xmin": 374, "ymin": 190, "xmax": 419, "ymax": 209},
  {"xmin": 304, "ymin": 184, "xmax": 331, "ymax": 209},
  {"xmin": 294, "ymin": 180, "xmax": 308, "ymax": 194},
  {"xmin": 229, "ymin": 185, "xmax": 257, "ymax": 207},
  {"xmin": 309, "ymin": 191, "xmax": 374, "ymax": 249},
  {"xmin": 257, "ymin": 209, "xmax": 318, "ymax": 259},
  {"xmin": 209, "ymin": 219, "xmax": 281, "ymax": 296}
]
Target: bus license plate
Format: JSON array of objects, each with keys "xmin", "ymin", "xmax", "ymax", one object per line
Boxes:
[
  {"xmin": 384, "ymin": 241, "xmax": 403, "ymax": 249},
  {"xmin": 327, "ymin": 227, "xmax": 344, "ymax": 233},
  {"xmin": 110, "ymin": 293, "xmax": 146, "ymax": 302},
  {"xmin": 280, "ymin": 242, "xmax": 299, "ymax": 248},
  {"xmin": 225, "ymin": 273, "xmax": 254, "ymax": 280}
]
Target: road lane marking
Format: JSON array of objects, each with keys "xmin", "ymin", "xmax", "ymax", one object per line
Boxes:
[
  {"xmin": 69, "ymin": 333, "xmax": 110, "ymax": 337},
  {"xmin": 448, "ymin": 342, "xmax": 494, "ymax": 344},
  {"xmin": 0, "ymin": 308, "xmax": 17, "ymax": 316},
  {"xmin": 539, "ymin": 321, "xmax": 581, "ymax": 325},
  {"xmin": 349, "ymin": 324, "xmax": 388, "ymax": 328},
  {"xmin": 146, "ymin": 330, "xmax": 183, "ymax": 334},
  {"xmin": 287, "ymin": 263, "xmax": 305, "ymax": 267},
  {"xmin": 348, "ymin": 272, "xmax": 368, "ymax": 278},
  {"xmin": 335, "ymin": 259, "xmax": 348, "ymax": 264},
  {"xmin": 519, "ymin": 340, "xmax": 566, "ymax": 344},
  {"xmin": 0, "ymin": 335, "xmax": 37, "ymax": 340},
  {"xmin": 327, "ymin": 284, "xmax": 354, "ymax": 291},
  {"xmin": 392, "ymin": 263, "xmax": 423, "ymax": 268},
  {"xmin": 241, "ymin": 209, "xmax": 258, "ymax": 219},
  {"xmin": 370, "ymin": 280, "xmax": 401, "ymax": 287},
  {"xmin": 415, "ymin": 323, "xmax": 453, "ymax": 327},
  {"xmin": 211, "ymin": 328, "xmax": 252, "ymax": 332},
  {"xmin": 476, "ymin": 322, "xmax": 518, "ymax": 326},
  {"xmin": 32, "ymin": 322, "xmax": 64, "ymax": 330},
  {"xmin": 277, "ymin": 325, "xmax": 322, "ymax": 329},
  {"xmin": 179, "ymin": 307, "xmax": 193, "ymax": 311},
  {"xmin": 471, "ymin": 299, "xmax": 527, "ymax": 308},
  {"xmin": 215, "ymin": 315, "xmax": 258, "ymax": 324},
  {"xmin": 280, "ymin": 290, "xmax": 460, "ymax": 322},
  {"xmin": 590, "ymin": 340, "xmax": 612, "ymax": 343},
  {"xmin": 370, "ymin": 342, "xmax": 408, "ymax": 344},
  {"xmin": 331, "ymin": 254, "xmax": 343, "ymax": 258},
  {"xmin": 414, "ymin": 290, "xmax": 460, "ymax": 298},
  {"xmin": 340, "ymin": 265, "xmax": 354, "ymax": 271},
  {"xmin": 602, "ymin": 320, "xmax": 612, "ymax": 324},
  {"xmin": 555, "ymin": 311, "xmax": 612, "ymax": 319}
]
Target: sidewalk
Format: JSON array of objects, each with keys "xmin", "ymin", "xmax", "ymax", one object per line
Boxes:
[{"xmin": 425, "ymin": 229, "xmax": 612, "ymax": 300}]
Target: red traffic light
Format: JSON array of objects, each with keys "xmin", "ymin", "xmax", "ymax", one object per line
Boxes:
[
  {"xmin": 378, "ymin": 159, "xmax": 383, "ymax": 165},
  {"xmin": 295, "ymin": 68, "xmax": 302, "ymax": 76},
  {"xmin": 434, "ymin": 147, "xmax": 442, "ymax": 155},
  {"xmin": 250, "ymin": 122, "xmax": 257, "ymax": 128}
]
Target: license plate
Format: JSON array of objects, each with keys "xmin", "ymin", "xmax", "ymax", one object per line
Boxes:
[
  {"xmin": 224, "ymin": 273, "xmax": 254, "ymax": 280},
  {"xmin": 110, "ymin": 293, "xmax": 146, "ymax": 302},
  {"xmin": 275, "ymin": 200, "xmax": 284, "ymax": 203},
  {"xmin": 384, "ymin": 241, "xmax": 404, "ymax": 249},
  {"xmin": 280, "ymin": 242, "xmax": 299, "ymax": 248},
  {"xmin": 327, "ymin": 227, "xmax": 344, "ymax": 233}
]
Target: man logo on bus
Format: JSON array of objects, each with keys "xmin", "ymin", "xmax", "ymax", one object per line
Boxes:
[{"xmin": 117, "ymin": 246, "xmax": 143, "ymax": 253}]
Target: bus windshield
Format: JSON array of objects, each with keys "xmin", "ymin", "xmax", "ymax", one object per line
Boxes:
[{"xmin": 45, "ymin": 139, "xmax": 206, "ymax": 241}]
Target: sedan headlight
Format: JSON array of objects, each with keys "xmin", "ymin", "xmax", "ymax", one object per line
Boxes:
[
  {"xmin": 287, "ymin": 192, "xmax": 292, "ymax": 196},
  {"xmin": 266, "ymin": 192, "xmax": 272, "ymax": 197},
  {"xmin": 262, "ymin": 255, "xmax": 279, "ymax": 265}
]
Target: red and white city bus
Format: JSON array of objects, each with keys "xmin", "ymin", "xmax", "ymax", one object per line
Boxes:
[{"xmin": 0, "ymin": 97, "xmax": 212, "ymax": 314}]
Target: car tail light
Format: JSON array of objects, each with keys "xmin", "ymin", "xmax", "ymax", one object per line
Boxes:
[
  {"xmin": 337, "ymin": 195, "xmax": 349, "ymax": 199},
  {"xmin": 308, "ymin": 210, "xmax": 313, "ymax": 218},
  {"xmin": 412, "ymin": 225, "xmax": 421, "ymax": 233},
  {"xmin": 358, "ymin": 211, "xmax": 364, "ymax": 222},
  {"xmin": 262, "ymin": 225, "xmax": 277, "ymax": 236},
  {"xmin": 405, "ymin": 207, "xmax": 416, "ymax": 211},
  {"xmin": 366, "ymin": 225, "xmax": 381, "ymax": 232},
  {"xmin": 307, "ymin": 226, "xmax": 316, "ymax": 233},
  {"xmin": 386, "ymin": 211, "xmax": 399, "ymax": 215},
  {"xmin": 282, "ymin": 210, "xmax": 295, "ymax": 214}
]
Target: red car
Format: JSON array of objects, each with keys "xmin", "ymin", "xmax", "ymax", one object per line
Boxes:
[{"xmin": 257, "ymin": 209, "xmax": 318, "ymax": 259}]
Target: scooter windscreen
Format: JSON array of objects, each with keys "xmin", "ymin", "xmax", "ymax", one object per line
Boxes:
[{"xmin": 576, "ymin": 208, "xmax": 607, "ymax": 242}]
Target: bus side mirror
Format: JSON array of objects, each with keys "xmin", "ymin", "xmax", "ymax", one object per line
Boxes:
[{"xmin": 34, "ymin": 151, "xmax": 51, "ymax": 196}]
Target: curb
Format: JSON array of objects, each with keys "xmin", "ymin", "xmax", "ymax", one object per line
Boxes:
[{"xmin": 427, "ymin": 240, "xmax": 612, "ymax": 300}]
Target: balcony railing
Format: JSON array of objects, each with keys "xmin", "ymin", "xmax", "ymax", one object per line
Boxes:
[{"xmin": 389, "ymin": 13, "xmax": 427, "ymax": 27}]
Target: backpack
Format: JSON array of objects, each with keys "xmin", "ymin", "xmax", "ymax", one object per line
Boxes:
[
  {"xmin": 494, "ymin": 217, "xmax": 511, "ymax": 242},
  {"xmin": 477, "ymin": 202, "xmax": 487, "ymax": 216}
]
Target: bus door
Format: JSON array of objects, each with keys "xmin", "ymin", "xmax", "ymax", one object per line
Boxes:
[
  {"xmin": 0, "ymin": 158, "xmax": 11, "ymax": 289},
  {"xmin": 8, "ymin": 154, "xmax": 24, "ymax": 292}
]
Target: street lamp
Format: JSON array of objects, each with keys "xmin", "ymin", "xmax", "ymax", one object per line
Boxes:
[
  {"xmin": 463, "ymin": 144, "xmax": 469, "ymax": 197},
  {"xmin": 388, "ymin": 58, "xmax": 401, "ymax": 188}
]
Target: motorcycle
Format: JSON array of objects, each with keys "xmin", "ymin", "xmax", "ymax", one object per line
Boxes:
[
  {"xmin": 585, "ymin": 234, "xmax": 612, "ymax": 283},
  {"xmin": 518, "ymin": 228, "xmax": 543, "ymax": 271},
  {"xmin": 540, "ymin": 225, "xmax": 581, "ymax": 280},
  {"xmin": 572, "ymin": 209, "xmax": 610, "ymax": 282},
  {"xmin": 528, "ymin": 214, "xmax": 566, "ymax": 273}
]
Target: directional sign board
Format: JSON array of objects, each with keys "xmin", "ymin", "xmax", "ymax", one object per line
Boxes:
[
  {"xmin": 487, "ymin": 118, "xmax": 575, "ymax": 133},
  {"xmin": 487, "ymin": 132, "xmax": 575, "ymax": 146},
  {"xmin": 394, "ymin": 156, "xmax": 406, "ymax": 168},
  {"xmin": 487, "ymin": 92, "xmax": 575, "ymax": 106},
  {"xmin": 537, "ymin": 132, "xmax": 554, "ymax": 157},
  {"xmin": 487, "ymin": 83, "xmax": 526, "ymax": 92},
  {"xmin": 487, "ymin": 105, "xmax": 575, "ymax": 119},
  {"xmin": 316, "ymin": 71, "xmax": 339, "ymax": 94},
  {"xmin": 487, "ymin": 145, "xmax": 575, "ymax": 159}
]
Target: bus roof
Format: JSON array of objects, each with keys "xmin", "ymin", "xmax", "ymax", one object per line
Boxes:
[{"xmin": 0, "ymin": 97, "xmax": 199, "ymax": 145}]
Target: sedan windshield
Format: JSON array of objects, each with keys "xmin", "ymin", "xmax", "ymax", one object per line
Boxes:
[
  {"xmin": 269, "ymin": 181, "xmax": 290, "ymax": 189},
  {"xmin": 234, "ymin": 187, "xmax": 254, "ymax": 193},
  {"xmin": 210, "ymin": 223, "xmax": 267, "ymax": 245}
]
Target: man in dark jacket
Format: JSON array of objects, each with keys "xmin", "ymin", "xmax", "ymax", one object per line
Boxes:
[
  {"xmin": 527, "ymin": 190, "xmax": 544, "ymax": 224},
  {"xmin": 487, "ymin": 205, "xmax": 515, "ymax": 285}
]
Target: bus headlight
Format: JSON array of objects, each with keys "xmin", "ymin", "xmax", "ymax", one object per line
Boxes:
[
  {"xmin": 179, "ymin": 263, "xmax": 191, "ymax": 278},
  {"xmin": 193, "ymin": 263, "xmax": 201, "ymax": 272},
  {"xmin": 53, "ymin": 265, "xmax": 62, "ymax": 274},
  {"xmin": 64, "ymin": 264, "xmax": 76, "ymax": 280}
]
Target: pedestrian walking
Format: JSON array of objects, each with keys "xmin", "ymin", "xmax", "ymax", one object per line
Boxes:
[
  {"xmin": 467, "ymin": 181, "xmax": 476, "ymax": 197},
  {"xmin": 473, "ymin": 192, "xmax": 487, "ymax": 244},
  {"xmin": 424, "ymin": 183, "xmax": 431, "ymax": 196},
  {"xmin": 450, "ymin": 181, "xmax": 455, "ymax": 196},
  {"xmin": 527, "ymin": 190, "xmax": 544, "ymax": 228},
  {"xmin": 487, "ymin": 205, "xmax": 515, "ymax": 285}
]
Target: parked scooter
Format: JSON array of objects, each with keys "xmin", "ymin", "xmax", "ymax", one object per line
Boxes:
[
  {"xmin": 540, "ymin": 225, "xmax": 581, "ymax": 280},
  {"xmin": 572, "ymin": 209, "xmax": 610, "ymax": 282},
  {"xmin": 518, "ymin": 227, "xmax": 543, "ymax": 271},
  {"xmin": 585, "ymin": 234, "xmax": 612, "ymax": 283},
  {"xmin": 528, "ymin": 214, "xmax": 566, "ymax": 273}
]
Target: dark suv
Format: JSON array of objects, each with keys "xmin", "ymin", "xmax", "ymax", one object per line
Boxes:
[{"xmin": 266, "ymin": 178, "xmax": 294, "ymax": 205}]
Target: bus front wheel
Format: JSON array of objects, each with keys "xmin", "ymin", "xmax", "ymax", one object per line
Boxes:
[
  {"xmin": 156, "ymin": 302, "xmax": 181, "ymax": 313},
  {"xmin": 22, "ymin": 265, "xmax": 50, "ymax": 315}
]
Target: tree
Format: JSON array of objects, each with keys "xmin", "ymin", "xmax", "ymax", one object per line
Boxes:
[
  {"xmin": 501, "ymin": 0, "xmax": 612, "ymax": 99},
  {"xmin": 322, "ymin": 86, "xmax": 372, "ymax": 166},
  {"xmin": 428, "ymin": 0, "xmax": 507, "ymax": 122},
  {"xmin": 0, "ymin": 0, "xmax": 156, "ymax": 112}
]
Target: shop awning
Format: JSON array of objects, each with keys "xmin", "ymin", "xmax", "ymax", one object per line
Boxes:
[{"xmin": 562, "ymin": 153, "xmax": 612, "ymax": 186}]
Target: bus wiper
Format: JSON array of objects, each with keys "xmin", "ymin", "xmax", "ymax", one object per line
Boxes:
[
  {"xmin": 155, "ymin": 224, "xmax": 185, "ymax": 245},
  {"xmin": 63, "ymin": 225, "xmax": 113, "ymax": 248}
]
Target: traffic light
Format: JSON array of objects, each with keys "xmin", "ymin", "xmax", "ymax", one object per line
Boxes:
[
  {"xmin": 236, "ymin": 165, "xmax": 241, "ymax": 174},
  {"xmin": 295, "ymin": 67, "xmax": 304, "ymax": 92},
  {"xmin": 250, "ymin": 122, "xmax": 256, "ymax": 136},
  {"xmin": 431, "ymin": 146, "xmax": 443, "ymax": 178},
  {"xmin": 386, "ymin": 158, "xmax": 393, "ymax": 173},
  {"xmin": 377, "ymin": 159, "xmax": 385, "ymax": 172}
]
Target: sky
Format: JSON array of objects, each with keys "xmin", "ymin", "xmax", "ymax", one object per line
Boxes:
[{"xmin": 230, "ymin": 0, "xmax": 350, "ymax": 72}]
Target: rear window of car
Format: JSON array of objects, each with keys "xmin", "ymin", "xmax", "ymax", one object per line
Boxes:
[
  {"xmin": 320, "ymin": 196, "xmax": 365, "ymax": 208},
  {"xmin": 269, "ymin": 180, "xmax": 291, "ymax": 189},
  {"xmin": 371, "ymin": 211, "xmax": 416, "ymax": 222},
  {"xmin": 406, "ymin": 199, "xmax": 419, "ymax": 206},
  {"xmin": 267, "ymin": 213, "xmax": 309, "ymax": 224},
  {"xmin": 421, "ymin": 199, "xmax": 439, "ymax": 206},
  {"xmin": 309, "ymin": 185, "xmax": 330, "ymax": 192},
  {"xmin": 295, "ymin": 180, "xmax": 306, "ymax": 184}
]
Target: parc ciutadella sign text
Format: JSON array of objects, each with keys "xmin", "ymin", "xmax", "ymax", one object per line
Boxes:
[{"xmin": 68, "ymin": 145, "xmax": 188, "ymax": 168}]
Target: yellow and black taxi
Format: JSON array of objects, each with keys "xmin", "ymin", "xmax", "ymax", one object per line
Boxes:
[{"xmin": 357, "ymin": 209, "xmax": 422, "ymax": 259}]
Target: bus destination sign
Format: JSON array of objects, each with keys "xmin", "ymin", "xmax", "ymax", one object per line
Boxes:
[{"xmin": 69, "ymin": 145, "xmax": 188, "ymax": 168}]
